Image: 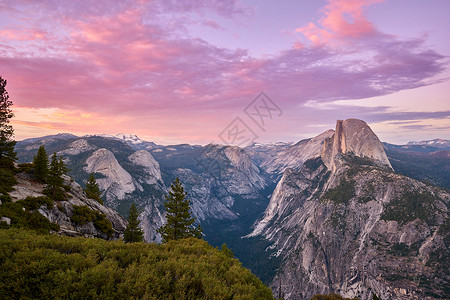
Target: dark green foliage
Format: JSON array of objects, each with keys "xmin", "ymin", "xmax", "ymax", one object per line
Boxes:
[
  {"xmin": 158, "ymin": 178, "xmax": 202, "ymax": 242},
  {"xmin": 71, "ymin": 205, "xmax": 96, "ymax": 225},
  {"xmin": 71, "ymin": 205, "xmax": 113, "ymax": 236},
  {"xmin": 358, "ymin": 183, "xmax": 376, "ymax": 203},
  {"xmin": 372, "ymin": 293, "xmax": 380, "ymax": 300},
  {"xmin": 84, "ymin": 173, "xmax": 103, "ymax": 204},
  {"xmin": 18, "ymin": 196, "xmax": 54, "ymax": 211},
  {"xmin": 0, "ymin": 168, "xmax": 17, "ymax": 196},
  {"xmin": 17, "ymin": 162, "xmax": 33, "ymax": 173},
  {"xmin": 44, "ymin": 153, "xmax": 68, "ymax": 201},
  {"xmin": 0, "ymin": 77, "xmax": 17, "ymax": 170},
  {"xmin": 0, "ymin": 229, "xmax": 274, "ymax": 299},
  {"xmin": 124, "ymin": 203, "xmax": 144, "ymax": 243},
  {"xmin": 33, "ymin": 145, "xmax": 49, "ymax": 183},
  {"xmin": 311, "ymin": 293, "xmax": 359, "ymax": 300},
  {"xmin": 0, "ymin": 199, "xmax": 59, "ymax": 233},
  {"xmin": 0, "ymin": 194, "xmax": 12, "ymax": 203},
  {"xmin": 381, "ymin": 191, "xmax": 438, "ymax": 225},
  {"xmin": 220, "ymin": 243, "xmax": 234, "ymax": 258},
  {"xmin": 303, "ymin": 157, "xmax": 324, "ymax": 171},
  {"xmin": 322, "ymin": 179, "xmax": 355, "ymax": 204}
]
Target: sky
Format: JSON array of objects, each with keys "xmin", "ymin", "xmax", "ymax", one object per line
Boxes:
[{"xmin": 0, "ymin": 0, "xmax": 449, "ymax": 145}]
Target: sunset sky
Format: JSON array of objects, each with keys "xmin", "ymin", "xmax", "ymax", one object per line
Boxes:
[{"xmin": 1, "ymin": 0, "xmax": 449, "ymax": 145}]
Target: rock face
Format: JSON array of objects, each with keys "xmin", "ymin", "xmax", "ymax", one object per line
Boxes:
[
  {"xmin": 58, "ymin": 139, "xmax": 96, "ymax": 156},
  {"xmin": 172, "ymin": 144, "xmax": 269, "ymax": 221},
  {"xmin": 128, "ymin": 150, "xmax": 162, "ymax": 185},
  {"xmin": 321, "ymin": 119, "xmax": 392, "ymax": 171},
  {"xmin": 9, "ymin": 173, "xmax": 127, "ymax": 239},
  {"xmin": 246, "ymin": 130, "xmax": 335, "ymax": 176},
  {"xmin": 84, "ymin": 148, "xmax": 135, "ymax": 202},
  {"xmin": 249, "ymin": 119, "xmax": 449, "ymax": 300}
]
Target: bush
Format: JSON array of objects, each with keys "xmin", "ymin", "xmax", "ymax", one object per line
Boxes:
[
  {"xmin": 71, "ymin": 205, "xmax": 113, "ymax": 236},
  {"xmin": 71, "ymin": 205, "xmax": 96, "ymax": 225},
  {"xmin": 17, "ymin": 196, "xmax": 54, "ymax": 211},
  {"xmin": 0, "ymin": 201, "xmax": 59, "ymax": 233},
  {"xmin": 0, "ymin": 229, "xmax": 274, "ymax": 299}
]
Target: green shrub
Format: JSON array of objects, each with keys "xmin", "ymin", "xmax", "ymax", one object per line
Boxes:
[
  {"xmin": 0, "ymin": 229, "xmax": 274, "ymax": 299},
  {"xmin": 17, "ymin": 196, "xmax": 54, "ymax": 210},
  {"xmin": 71, "ymin": 205, "xmax": 113, "ymax": 236},
  {"xmin": 93, "ymin": 213, "xmax": 113, "ymax": 236},
  {"xmin": 0, "ymin": 201, "xmax": 59, "ymax": 233},
  {"xmin": 71, "ymin": 205, "xmax": 96, "ymax": 225}
]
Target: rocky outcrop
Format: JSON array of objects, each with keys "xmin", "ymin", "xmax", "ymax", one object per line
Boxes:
[
  {"xmin": 58, "ymin": 139, "xmax": 96, "ymax": 156},
  {"xmin": 84, "ymin": 148, "xmax": 135, "ymax": 203},
  {"xmin": 322, "ymin": 119, "xmax": 392, "ymax": 171},
  {"xmin": 128, "ymin": 150, "xmax": 162, "ymax": 185},
  {"xmin": 9, "ymin": 173, "xmax": 127, "ymax": 239}
]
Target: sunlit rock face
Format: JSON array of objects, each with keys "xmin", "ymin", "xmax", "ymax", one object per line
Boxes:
[
  {"xmin": 84, "ymin": 148, "xmax": 135, "ymax": 202},
  {"xmin": 321, "ymin": 119, "xmax": 392, "ymax": 171}
]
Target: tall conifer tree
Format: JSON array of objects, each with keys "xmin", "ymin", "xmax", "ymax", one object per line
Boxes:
[
  {"xmin": 44, "ymin": 153, "xmax": 68, "ymax": 200},
  {"xmin": 84, "ymin": 173, "xmax": 103, "ymax": 204},
  {"xmin": 157, "ymin": 177, "xmax": 202, "ymax": 242},
  {"xmin": 124, "ymin": 203, "xmax": 144, "ymax": 242},
  {"xmin": 33, "ymin": 145, "xmax": 49, "ymax": 183},
  {"xmin": 0, "ymin": 76, "xmax": 17, "ymax": 170}
]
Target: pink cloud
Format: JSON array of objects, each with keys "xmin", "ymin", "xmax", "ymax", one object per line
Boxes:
[
  {"xmin": 0, "ymin": 0, "xmax": 447, "ymax": 143},
  {"xmin": 296, "ymin": 0, "xmax": 382, "ymax": 45}
]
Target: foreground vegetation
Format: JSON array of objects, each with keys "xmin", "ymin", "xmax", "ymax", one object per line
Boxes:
[{"xmin": 0, "ymin": 229, "xmax": 274, "ymax": 299}]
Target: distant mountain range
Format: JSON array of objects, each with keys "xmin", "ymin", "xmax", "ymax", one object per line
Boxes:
[{"xmin": 14, "ymin": 122, "xmax": 449, "ymax": 299}]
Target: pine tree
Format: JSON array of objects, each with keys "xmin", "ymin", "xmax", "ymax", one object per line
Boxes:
[
  {"xmin": 0, "ymin": 76, "xmax": 17, "ymax": 170},
  {"xmin": 44, "ymin": 153, "xmax": 68, "ymax": 200},
  {"xmin": 157, "ymin": 177, "xmax": 202, "ymax": 242},
  {"xmin": 123, "ymin": 203, "xmax": 144, "ymax": 243},
  {"xmin": 84, "ymin": 173, "xmax": 103, "ymax": 205},
  {"xmin": 33, "ymin": 145, "xmax": 49, "ymax": 183}
]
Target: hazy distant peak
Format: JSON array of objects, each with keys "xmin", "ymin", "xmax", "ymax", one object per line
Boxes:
[{"xmin": 407, "ymin": 138, "xmax": 450, "ymax": 148}]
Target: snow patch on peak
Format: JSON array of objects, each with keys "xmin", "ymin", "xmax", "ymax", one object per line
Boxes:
[{"xmin": 115, "ymin": 133, "xmax": 144, "ymax": 144}]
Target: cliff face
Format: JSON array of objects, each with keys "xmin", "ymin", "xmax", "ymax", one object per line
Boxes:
[
  {"xmin": 172, "ymin": 144, "xmax": 269, "ymax": 221},
  {"xmin": 246, "ymin": 129, "xmax": 335, "ymax": 176},
  {"xmin": 9, "ymin": 173, "xmax": 127, "ymax": 239},
  {"xmin": 321, "ymin": 119, "xmax": 392, "ymax": 171},
  {"xmin": 250, "ymin": 119, "xmax": 449, "ymax": 300}
]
